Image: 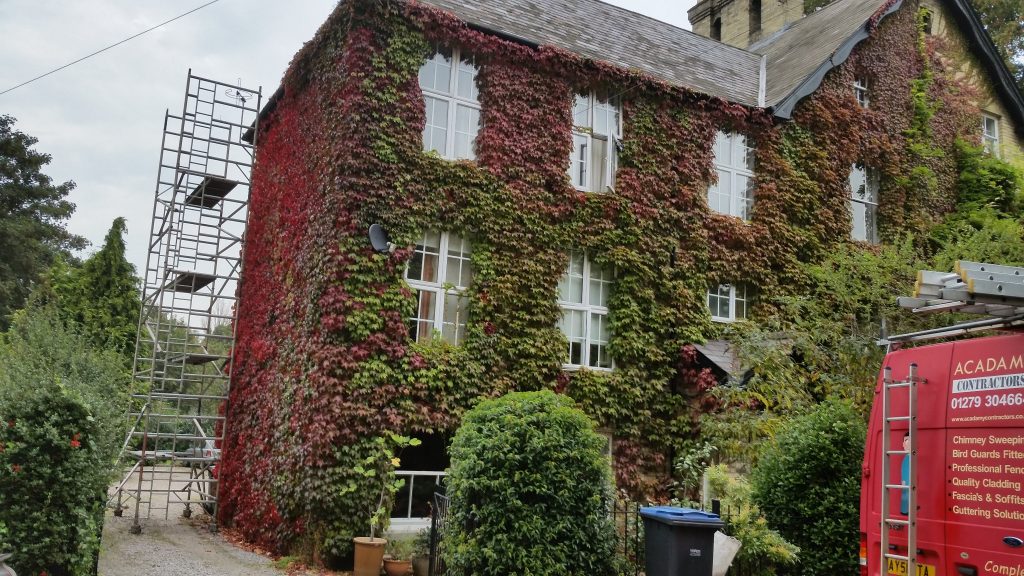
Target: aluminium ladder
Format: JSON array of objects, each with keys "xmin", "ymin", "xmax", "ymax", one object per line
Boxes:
[{"xmin": 881, "ymin": 363, "xmax": 920, "ymax": 576}]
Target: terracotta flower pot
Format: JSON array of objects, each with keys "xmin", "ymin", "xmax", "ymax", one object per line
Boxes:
[
  {"xmin": 353, "ymin": 537, "xmax": 387, "ymax": 576},
  {"xmin": 383, "ymin": 558, "xmax": 412, "ymax": 576}
]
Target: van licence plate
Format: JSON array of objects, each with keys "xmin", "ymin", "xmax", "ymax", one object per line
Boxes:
[{"xmin": 887, "ymin": 558, "xmax": 936, "ymax": 576}]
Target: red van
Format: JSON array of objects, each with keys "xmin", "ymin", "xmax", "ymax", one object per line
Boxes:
[{"xmin": 860, "ymin": 332, "xmax": 1024, "ymax": 576}]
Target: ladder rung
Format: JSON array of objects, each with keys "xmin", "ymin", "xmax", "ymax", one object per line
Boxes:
[
  {"xmin": 884, "ymin": 484, "xmax": 911, "ymax": 490},
  {"xmin": 884, "ymin": 553, "xmax": 910, "ymax": 561},
  {"xmin": 886, "ymin": 416, "xmax": 911, "ymax": 422},
  {"xmin": 886, "ymin": 381, "xmax": 913, "ymax": 388},
  {"xmin": 886, "ymin": 450, "xmax": 910, "ymax": 455},
  {"xmin": 884, "ymin": 518, "xmax": 910, "ymax": 525}
]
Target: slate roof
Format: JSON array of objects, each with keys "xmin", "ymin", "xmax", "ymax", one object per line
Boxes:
[
  {"xmin": 415, "ymin": 0, "xmax": 764, "ymax": 107},
  {"xmin": 694, "ymin": 340, "xmax": 740, "ymax": 379},
  {"xmin": 749, "ymin": 0, "xmax": 890, "ymax": 111}
]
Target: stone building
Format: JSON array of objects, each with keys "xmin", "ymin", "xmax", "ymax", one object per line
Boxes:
[{"xmin": 218, "ymin": 0, "xmax": 1024, "ymax": 560}]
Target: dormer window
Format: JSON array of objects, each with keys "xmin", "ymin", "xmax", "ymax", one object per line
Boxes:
[
  {"xmin": 708, "ymin": 131, "xmax": 755, "ymax": 220},
  {"xmin": 419, "ymin": 48, "xmax": 480, "ymax": 160},
  {"xmin": 711, "ymin": 16, "xmax": 722, "ymax": 41},
  {"xmin": 854, "ymin": 78, "xmax": 870, "ymax": 108},
  {"xmin": 569, "ymin": 92, "xmax": 621, "ymax": 193}
]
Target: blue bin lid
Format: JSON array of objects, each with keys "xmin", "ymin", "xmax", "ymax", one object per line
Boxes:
[{"xmin": 639, "ymin": 506, "xmax": 723, "ymax": 526}]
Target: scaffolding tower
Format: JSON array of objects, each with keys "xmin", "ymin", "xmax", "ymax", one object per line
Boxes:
[{"xmin": 111, "ymin": 71, "xmax": 261, "ymax": 533}]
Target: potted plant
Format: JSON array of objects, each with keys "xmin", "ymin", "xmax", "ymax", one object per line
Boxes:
[
  {"xmin": 411, "ymin": 527, "xmax": 431, "ymax": 576},
  {"xmin": 383, "ymin": 537, "xmax": 415, "ymax": 576},
  {"xmin": 346, "ymin": 433, "xmax": 421, "ymax": 576}
]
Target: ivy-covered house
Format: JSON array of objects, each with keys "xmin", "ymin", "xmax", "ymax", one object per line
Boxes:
[{"xmin": 219, "ymin": 0, "xmax": 1024, "ymax": 559}]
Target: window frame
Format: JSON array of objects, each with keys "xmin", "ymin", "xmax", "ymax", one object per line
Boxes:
[
  {"xmin": 707, "ymin": 283, "xmax": 749, "ymax": 323},
  {"xmin": 569, "ymin": 91, "xmax": 622, "ymax": 193},
  {"xmin": 403, "ymin": 231, "xmax": 473, "ymax": 345},
  {"xmin": 853, "ymin": 77, "xmax": 870, "ymax": 108},
  {"xmin": 982, "ymin": 113, "xmax": 1000, "ymax": 157},
  {"xmin": 708, "ymin": 131, "xmax": 756, "ymax": 220},
  {"xmin": 849, "ymin": 162, "xmax": 880, "ymax": 243},
  {"xmin": 557, "ymin": 251, "xmax": 614, "ymax": 371},
  {"xmin": 419, "ymin": 47, "xmax": 481, "ymax": 161}
]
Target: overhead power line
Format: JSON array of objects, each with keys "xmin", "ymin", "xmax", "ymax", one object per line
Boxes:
[{"xmin": 0, "ymin": 0, "xmax": 222, "ymax": 97}]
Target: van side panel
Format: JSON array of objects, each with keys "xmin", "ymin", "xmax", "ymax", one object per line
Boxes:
[
  {"xmin": 943, "ymin": 334, "xmax": 1024, "ymax": 576},
  {"xmin": 862, "ymin": 342, "xmax": 954, "ymax": 576}
]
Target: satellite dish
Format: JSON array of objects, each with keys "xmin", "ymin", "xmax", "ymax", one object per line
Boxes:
[{"xmin": 369, "ymin": 223, "xmax": 393, "ymax": 253}]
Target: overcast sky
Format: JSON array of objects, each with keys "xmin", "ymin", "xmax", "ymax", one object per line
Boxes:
[{"xmin": 1, "ymin": 0, "xmax": 698, "ymax": 272}]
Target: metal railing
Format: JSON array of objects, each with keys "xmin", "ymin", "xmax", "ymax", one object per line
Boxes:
[{"xmin": 428, "ymin": 493, "xmax": 449, "ymax": 576}]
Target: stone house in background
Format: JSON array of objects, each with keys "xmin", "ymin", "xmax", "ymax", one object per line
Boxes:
[{"xmin": 219, "ymin": 0, "xmax": 1024, "ymax": 558}]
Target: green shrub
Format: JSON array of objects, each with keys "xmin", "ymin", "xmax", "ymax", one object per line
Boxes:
[
  {"xmin": 0, "ymin": 308, "xmax": 130, "ymax": 575},
  {"xmin": 751, "ymin": 400, "xmax": 866, "ymax": 576},
  {"xmin": 444, "ymin": 390, "xmax": 618, "ymax": 576},
  {"xmin": 705, "ymin": 465, "xmax": 799, "ymax": 575}
]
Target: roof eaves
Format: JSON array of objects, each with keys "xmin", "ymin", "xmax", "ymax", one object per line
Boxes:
[
  {"xmin": 769, "ymin": 0, "xmax": 903, "ymax": 119},
  {"xmin": 946, "ymin": 0, "xmax": 1024, "ymax": 140}
]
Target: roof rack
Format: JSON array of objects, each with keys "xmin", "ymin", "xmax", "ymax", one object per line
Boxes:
[{"xmin": 880, "ymin": 260, "xmax": 1024, "ymax": 345}]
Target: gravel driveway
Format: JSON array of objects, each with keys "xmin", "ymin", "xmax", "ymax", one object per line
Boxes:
[{"xmin": 98, "ymin": 513, "xmax": 280, "ymax": 576}]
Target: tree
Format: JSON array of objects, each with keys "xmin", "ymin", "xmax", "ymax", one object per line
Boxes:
[
  {"xmin": 44, "ymin": 217, "xmax": 141, "ymax": 358},
  {"xmin": 0, "ymin": 115, "xmax": 87, "ymax": 330},
  {"xmin": 969, "ymin": 0, "xmax": 1024, "ymax": 90}
]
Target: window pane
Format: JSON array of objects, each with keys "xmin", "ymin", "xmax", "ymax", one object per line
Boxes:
[
  {"xmin": 454, "ymin": 105, "xmax": 480, "ymax": 160},
  {"xmin": 410, "ymin": 290, "xmax": 437, "ymax": 343},
  {"xmin": 849, "ymin": 163, "xmax": 866, "ymax": 200},
  {"xmin": 559, "ymin": 253, "xmax": 584, "ymax": 303},
  {"xmin": 573, "ymin": 94, "xmax": 590, "ymax": 127},
  {"xmin": 865, "ymin": 204, "xmax": 878, "ymax": 244},
  {"xmin": 423, "ymin": 97, "xmax": 449, "ymax": 154},
  {"xmin": 588, "ymin": 263, "xmax": 611, "ymax": 308},
  {"xmin": 851, "ymin": 200, "xmax": 868, "ymax": 241},
  {"xmin": 560, "ymin": 309, "xmax": 585, "ymax": 365},
  {"xmin": 442, "ymin": 293, "xmax": 468, "ymax": 345},
  {"xmin": 456, "ymin": 56, "xmax": 478, "ymax": 102},
  {"xmin": 419, "ymin": 50, "xmax": 452, "ymax": 94},
  {"xmin": 741, "ymin": 177, "xmax": 755, "ymax": 220},
  {"xmin": 589, "ymin": 312, "xmax": 611, "ymax": 369},
  {"xmin": 710, "ymin": 169, "xmax": 731, "ymax": 214},
  {"xmin": 735, "ymin": 285, "xmax": 748, "ymax": 320},
  {"xmin": 743, "ymin": 140, "xmax": 756, "ymax": 171},
  {"xmin": 591, "ymin": 136, "xmax": 608, "ymax": 193},
  {"xmin": 445, "ymin": 233, "xmax": 473, "ymax": 288},
  {"xmin": 570, "ymin": 133, "xmax": 588, "ymax": 188},
  {"xmin": 865, "ymin": 168, "xmax": 879, "ymax": 204},
  {"xmin": 714, "ymin": 131, "xmax": 732, "ymax": 166},
  {"xmin": 408, "ymin": 232, "xmax": 441, "ymax": 282},
  {"xmin": 594, "ymin": 99, "xmax": 610, "ymax": 136}
]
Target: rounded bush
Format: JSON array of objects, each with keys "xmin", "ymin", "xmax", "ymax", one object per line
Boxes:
[
  {"xmin": 751, "ymin": 399, "xmax": 866, "ymax": 576},
  {"xmin": 444, "ymin": 390, "xmax": 618, "ymax": 576}
]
